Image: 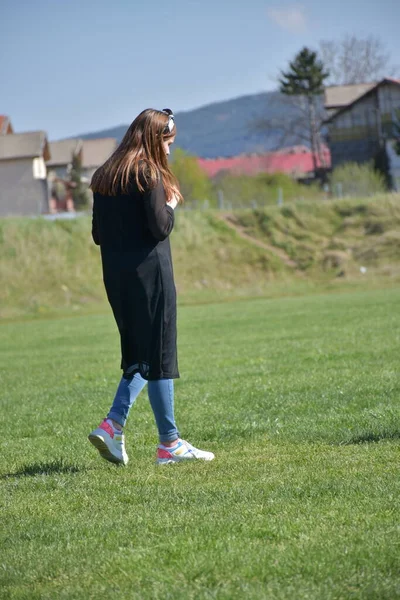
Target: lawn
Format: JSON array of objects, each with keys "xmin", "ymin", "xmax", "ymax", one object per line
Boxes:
[{"xmin": 0, "ymin": 288, "xmax": 399, "ymax": 599}]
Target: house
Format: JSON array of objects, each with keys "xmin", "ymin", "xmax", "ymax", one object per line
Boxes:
[
  {"xmin": 0, "ymin": 131, "xmax": 50, "ymax": 216},
  {"xmin": 0, "ymin": 115, "xmax": 13, "ymax": 135},
  {"xmin": 324, "ymin": 83, "xmax": 376, "ymax": 117},
  {"xmin": 46, "ymin": 137, "xmax": 117, "ymax": 212},
  {"xmin": 324, "ymin": 78, "xmax": 400, "ymax": 188},
  {"xmin": 198, "ymin": 146, "xmax": 331, "ymax": 179},
  {"xmin": 47, "ymin": 139, "xmax": 83, "ymax": 179},
  {"xmin": 80, "ymin": 138, "xmax": 118, "ymax": 182},
  {"xmin": 46, "ymin": 137, "xmax": 117, "ymax": 184}
]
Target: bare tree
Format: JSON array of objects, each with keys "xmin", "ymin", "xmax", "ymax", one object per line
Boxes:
[
  {"xmin": 320, "ymin": 34, "xmax": 398, "ymax": 85},
  {"xmin": 255, "ymin": 94, "xmax": 328, "ymax": 168}
]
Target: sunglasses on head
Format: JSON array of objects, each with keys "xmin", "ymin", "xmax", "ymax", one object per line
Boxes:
[{"xmin": 162, "ymin": 108, "xmax": 175, "ymax": 134}]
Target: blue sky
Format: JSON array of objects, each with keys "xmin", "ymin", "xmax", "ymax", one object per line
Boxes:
[{"xmin": 2, "ymin": 0, "xmax": 399, "ymax": 140}]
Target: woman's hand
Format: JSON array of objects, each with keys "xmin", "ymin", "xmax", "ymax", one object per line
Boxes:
[{"xmin": 167, "ymin": 193, "xmax": 179, "ymax": 210}]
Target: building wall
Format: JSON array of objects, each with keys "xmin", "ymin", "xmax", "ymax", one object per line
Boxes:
[
  {"xmin": 0, "ymin": 158, "xmax": 48, "ymax": 216},
  {"xmin": 378, "ymin": 82, "xmax": 400, "ymax": 137},
  {"xmin": 387, "ymin": 141, "xmax": 400, "ymax": 191},
  {"xmin": 328, "ymin": 94, "xmax": 379, "ymax": 144},
  {"xmin": 82, "ymin": 167, "xmax": 97, "ymax": 183},
  {"xmin": 47, "ymin": 165, "xmax": 70, "ymax": 179},
  {"xmin": 329, "ymin": 138, "xmax": 381, "ymax": 169},
  {"xmin": 327, "ymin": 82, "xmax": 400, "ymax": 170}
]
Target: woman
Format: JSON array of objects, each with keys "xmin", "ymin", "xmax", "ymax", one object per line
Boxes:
[{"xmin": 88, "ymin": 108, "xmax": 214, "ymax": 466}]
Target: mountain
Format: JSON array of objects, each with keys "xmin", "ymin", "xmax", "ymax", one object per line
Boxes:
[{"xmin": 74, "ymin": 91, "xmax": 308, "ymax": 159}]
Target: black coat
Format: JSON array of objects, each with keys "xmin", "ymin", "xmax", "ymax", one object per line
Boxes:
[{"xmin": 92, "ymin": 176, "xmax": 179, "ymax": 381}]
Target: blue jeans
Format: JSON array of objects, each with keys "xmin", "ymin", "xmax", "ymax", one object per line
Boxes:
[{"xmin": 107, "ymin": 374, "xmax": 179, "ymax": 443}]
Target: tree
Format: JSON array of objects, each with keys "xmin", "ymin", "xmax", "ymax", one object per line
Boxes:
[
  {"xmin": 70, "ymin": 153, "xmax": 89, "ymax": 209},
  {"xmin": 253, "ymin": 93, "xmax": 326, "ymax": 163},
  {"xmin": 170, "ymin": 148, "xmax": 213, "ymax": 205},
  {"xmin": 279, "ymin": 47, "xmax": 329, "ymax": 173},
  {"xmin": 320, "ymin": 34, "xmax": 398, "ymax": 85}
]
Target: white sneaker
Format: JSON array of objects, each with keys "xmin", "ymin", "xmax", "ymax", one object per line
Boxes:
[
  {"xmin": 156, "ymin": 439, "xmax": 215, "ymax": 464},
  {"xmin": 88, "ymin": 420, "xmax": 128, "ymax": 466}
]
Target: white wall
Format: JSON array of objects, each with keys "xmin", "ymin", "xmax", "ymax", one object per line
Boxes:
[
  {"xmin": 387, "ymin": 141, "xmax": 400, "ymax": 191},
  {"xmin": 0, "ymin": 158, "xmax": 48, "ymax": 216}
]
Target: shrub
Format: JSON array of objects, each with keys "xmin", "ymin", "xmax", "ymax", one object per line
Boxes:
[
  {"xmin": 213, "ymin": 172, "xmax": 320, "ymax": 208},
  {"xmin": 331, "ymin": 162, "xmax": 387, "ymax": 197},
  {"xmin": 170, "ymin": 148, "xmax": 215, "ymax": 206}
]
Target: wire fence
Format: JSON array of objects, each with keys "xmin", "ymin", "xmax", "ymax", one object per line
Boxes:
[{"xmin": 179, "ymin": 184, "xmax": 367, "ymax": 211}]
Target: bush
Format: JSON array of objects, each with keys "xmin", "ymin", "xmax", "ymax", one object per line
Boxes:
[
  {"xmin": 331, "ymin": 162, "xmax": 387, "ymax": 197},
  {"xmin": 213, "ymin": 172, "xmax": 320, "ymax": 208},
  {"xmin": 171, "ymin": 148, "xmax": 215, "ymax": 206}
]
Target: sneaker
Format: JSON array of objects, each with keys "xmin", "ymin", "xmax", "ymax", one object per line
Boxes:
[
  {"xmin": 156, "ymin": 439, "xmax": 215, "ymax": 465},
  {"xmin": 88, "ymin": 419, "xmax": 128, "ymax": 466}
]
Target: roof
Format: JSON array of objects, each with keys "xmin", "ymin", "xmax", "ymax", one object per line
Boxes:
[
  {"xmin": 0, "ymin": 131, "xmax": 50, "ymax": 161},
  {"xmin": 47, "ymin": 139, "xmax": 83, "ymax": 166},
  {"xmin": 325, "ymin": 78, "xmax": 400, "ymax": 124},
  {"xmin": 198, "ymin": 146, "xmax": 331, "ymax": 178},
  {"xmin": 324, "ymin": 83, "xmax": 376, "ymax": 109},
  {"xmin": 81, "ymin": 138, "xmax": 118, "ymax": 169},
  {"xmin": 0, "ymin": 115, "xmax": 13, "ymax": 135}
]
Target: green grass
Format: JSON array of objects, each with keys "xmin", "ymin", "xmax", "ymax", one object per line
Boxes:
[
  {"xmin": 1, "ymin": 288, "xmax": 399, "ymax": 599},
  {"xmin": 1, "ymin": 194, "xmax": 400, "ymax": 319},
  {"xmin": 233, "ymin": 194, "xmax": 400, "ymax": 275}
]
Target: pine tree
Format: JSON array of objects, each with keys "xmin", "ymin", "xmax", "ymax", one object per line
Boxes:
[
  {"xmin": 70, "ymin": 153, "xmax": 89, "ymax": 209},
  {"xmin": 279, "ymin": 47, "xmax": 329, "ymax": 174}
]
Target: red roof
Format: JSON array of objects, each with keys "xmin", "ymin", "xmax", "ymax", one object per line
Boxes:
[
  {"xmin": 0, "ymin": 116, "xmax": 13, "ymax": 135},
  {"xmin": 198, "ymin": 146, "xmax": 331, "ymax": 178}
]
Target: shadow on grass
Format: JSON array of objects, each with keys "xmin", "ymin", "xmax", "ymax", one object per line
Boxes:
[
  {"xmin": 340, "ymin": 430, "xmax": 400, "ymax": 445},
  {"xmin": 1, "ymin": 459, "xmax": 83, "ymax": 479}
]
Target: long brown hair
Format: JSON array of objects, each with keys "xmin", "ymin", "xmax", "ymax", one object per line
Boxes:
[{"xmin": 90, "ymin": 109, "xmax": 182, "ymax": 202}]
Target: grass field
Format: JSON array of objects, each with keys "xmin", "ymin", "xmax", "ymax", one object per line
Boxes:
[
  {"xmin": 1, "ymin": 288, "xmax": 399, "ymax": 599},
  {"xmin": 1, "ymin": 194, "xmax": 400, "ymax": 319}
]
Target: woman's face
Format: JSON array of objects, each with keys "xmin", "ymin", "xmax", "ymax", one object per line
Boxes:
[{"xmin": 162, "ymin": 135, "xmax": 175, "ymax": 156}]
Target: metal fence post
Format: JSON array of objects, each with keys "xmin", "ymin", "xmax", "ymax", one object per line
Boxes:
[{"xmin": 217, "ymin": 189, "xmax": 224, "ymax": 210}]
